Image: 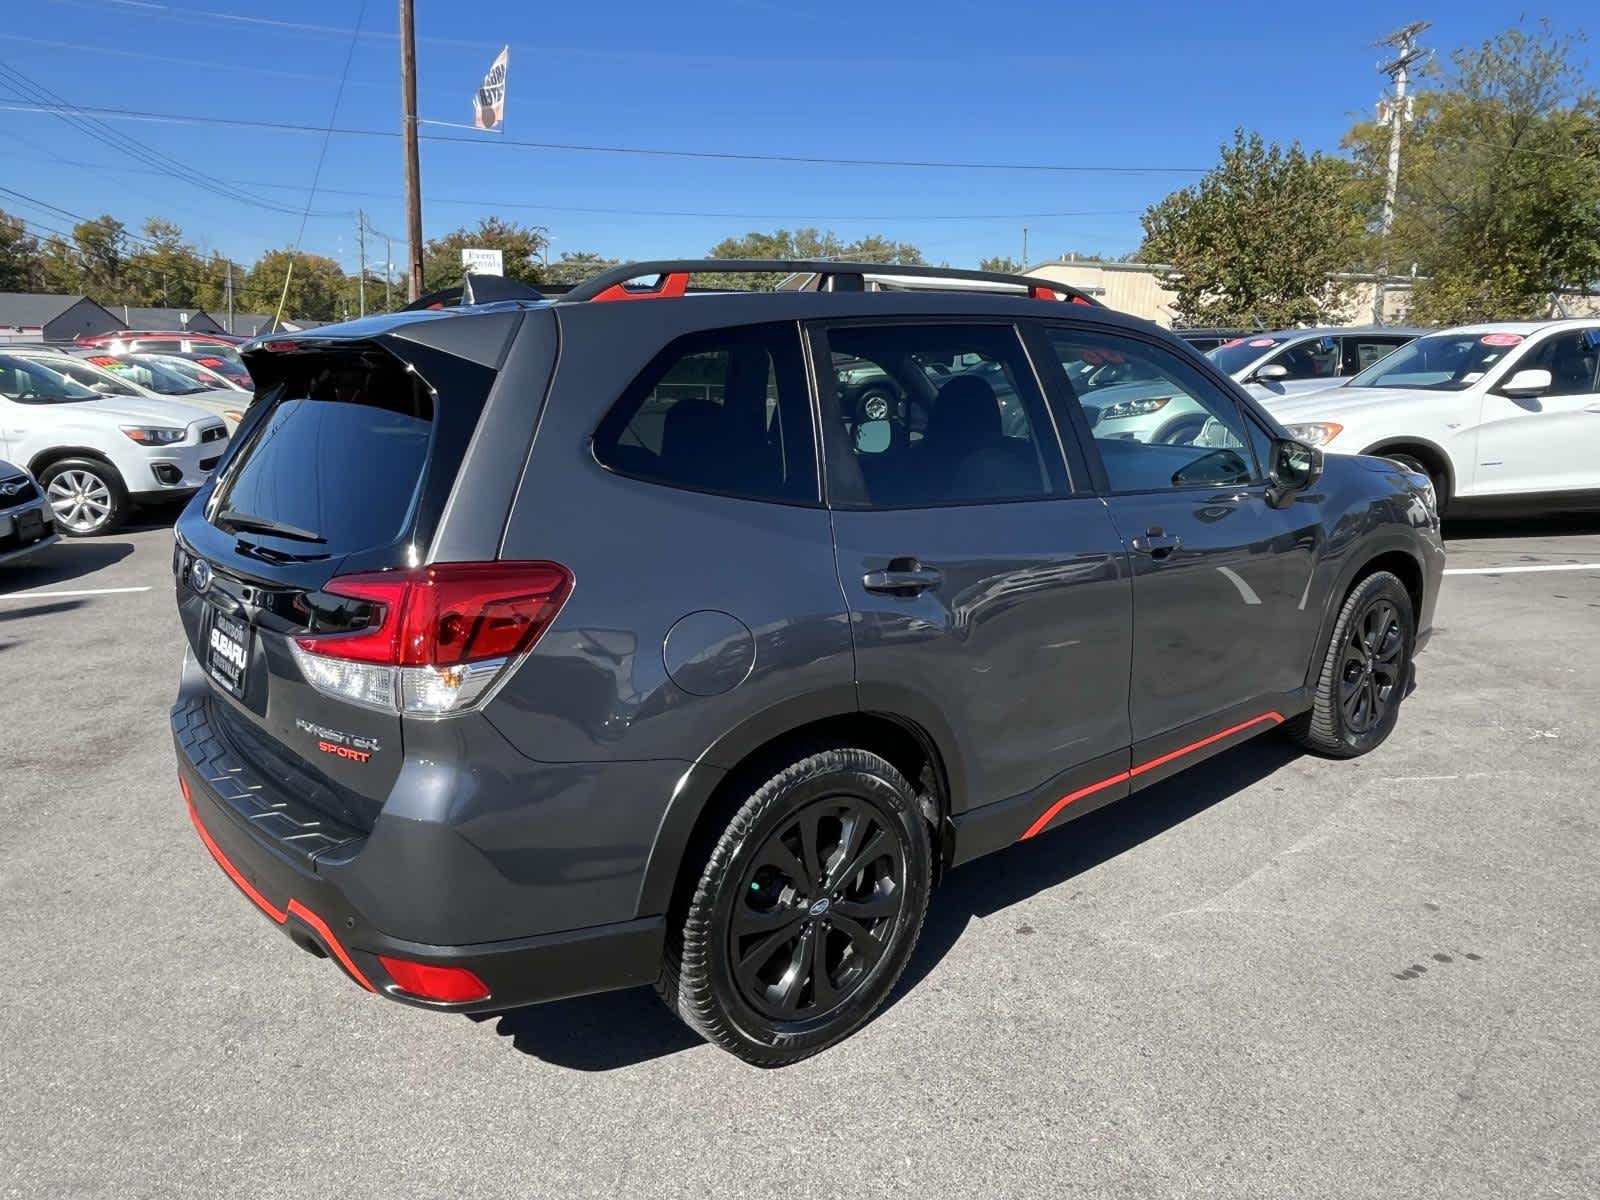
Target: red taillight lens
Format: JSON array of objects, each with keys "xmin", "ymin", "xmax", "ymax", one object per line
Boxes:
[
  {"xmin": 290, "ymin": 562, "xmax": 573, "ymax": 714},
  {"xmin": 299, "ymin": 561, "xmax": 573, "ymax": 667},
  {"xmin": 377, "ymin": 956, "xmax": 491, "ymax": 1003}
]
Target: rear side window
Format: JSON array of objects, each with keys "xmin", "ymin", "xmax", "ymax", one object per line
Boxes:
[
  {"xmin": 819, "ymin": 323, "xmax": 1067, "ymax": 508},
  {"xmin": 593, "ymin": 323, "xmax": 816, "ymax": 504},
  {"xmin": 211, "ymin": 350, "xmax": 434, "ymax": 555},
  {"xmin": 1343, "ymin": 336, "xmax": 1410, "ymax": 374}
]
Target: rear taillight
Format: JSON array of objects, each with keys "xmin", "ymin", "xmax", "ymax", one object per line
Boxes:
[{"xmin": 290, "ymin": 561, "xmax": 572, "ymax": 715}]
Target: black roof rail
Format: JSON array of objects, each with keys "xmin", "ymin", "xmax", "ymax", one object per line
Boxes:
[
  {"xmin": 402, "ymin": 274, "xmax": 546, "ymax": 311},
  {"xmin": 558, "ymin": 259, "xmax": 1104, "ymax": 306}
]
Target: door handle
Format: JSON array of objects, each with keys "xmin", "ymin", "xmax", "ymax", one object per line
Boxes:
[
  {"xmin": 1130, "ymin": 526, "xmax": 1182, "ymax": 559},
  {"xmin": 863, "ymin": 557, "xmax": 943, "ymax": 597}
]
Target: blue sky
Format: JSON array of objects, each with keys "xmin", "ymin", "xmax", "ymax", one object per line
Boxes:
[{"xmin": 1, "ymin": 0, "xmax": 1594, "ymax": 277}]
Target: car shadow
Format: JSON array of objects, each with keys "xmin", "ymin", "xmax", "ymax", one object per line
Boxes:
[
  {"xmin": 487, "ymin": 734, "xmax": 1305, "ymax": 1072},
  {"xmin": 1444, "ymin": 511, "xmax": 1600, "ymax": 540},
  {"xmin": 0, "ymin": 540, "xmax": 134, "ymax": 593}
]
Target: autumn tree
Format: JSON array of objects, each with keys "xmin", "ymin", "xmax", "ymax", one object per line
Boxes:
[
  {"xmin": 243, "ymin": 250, "xmax": 349, "ymax": 322},
  {"xmin": 701, "ymin": 228, "xmax": 924, "ymax": 290},
  {"xmin": 1345, "ymin": 22, "xmax": 1600, "ymax": 322},
  {"xmin": 0, "ymin": 209, "xmax": 41, "ymax": 291},
  {"xmin": 1139, "ymin": 131, "xmax": 1365, "ymax": 327},
  {"xmin": 422, "ymin": 217, "xmax": 548, "ymax": 292}
]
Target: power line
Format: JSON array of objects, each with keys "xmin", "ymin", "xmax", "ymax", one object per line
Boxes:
[
  {"xmin": 0, "ymin": 99, "xmax": 1209, "ymax": 175},
  {"xmin": 0, "ymin": 32, "xmax": 387, "ymax": 89},
  {"xmin": 273, "ymin": 0, "xmax": 367, "ymax": 325},
  {"xmin": 48, "ymin": 0, "xmax": 499, "ymax": 50},
  {"xmin": 0, "ymin": 63, "xmax": 349, "ymax": 218}
]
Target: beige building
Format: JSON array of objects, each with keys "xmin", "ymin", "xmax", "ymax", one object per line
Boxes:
[{"xmin": 1025, "ymin": 257, "xmax": 1600, "ymax": 328}]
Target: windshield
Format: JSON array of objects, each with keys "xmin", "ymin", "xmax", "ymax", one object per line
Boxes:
[
  {"xmin": 29, "ymin": 357, "xmax": 142, "ymax": 397},
  {"xmin": 1347, "ymin": 331, "xmax": 1524, "ymax": 391},
  {"xmin": 0, "ymin": 355, "xmax": 100, "ymax": 403},
  {"xmin": 91, "ymin": 355, "xmax": 207, "ymax": 396},
  {"xmin": 1207, "ymin": 336, "xmax": 1284, "ymax": 375}
]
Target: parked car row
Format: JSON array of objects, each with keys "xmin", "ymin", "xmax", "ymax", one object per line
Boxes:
[{"xmin": 0, "ymin": 346, "xmax": 234, "ymax": 537}]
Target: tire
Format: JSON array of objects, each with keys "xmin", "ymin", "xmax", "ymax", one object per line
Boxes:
[
  {"xmin": 1384, "ymin": 453, "xmax": 1448, "ymax": 515},
  {"xmin": 1287, "ymin": 570, "xmax": 1414, "ymax": 758},
  {"xmin": 658, "ymin": 747, "xmax": 933, "ymax": 1067},
  {"xmin": 39, "ymin": 458, "xmax": 128, "ymax": 537},
  {"xmin": 1152, "ymin": 414, "xmax": 1207, "ymax": 445}
]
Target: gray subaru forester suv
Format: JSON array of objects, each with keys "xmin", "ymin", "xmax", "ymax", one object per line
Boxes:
[{"xmin": 171, "ymin": 261, "xmax": 1444, "ymax": 1066}]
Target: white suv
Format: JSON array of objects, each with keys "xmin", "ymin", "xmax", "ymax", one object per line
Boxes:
[
  {"xmin": 1269, "ymin": 320, "xmax": 1600, "ymax": 512},
  {"xmin": 0, "ymin": 351, "xmax": 228, "ymax": 536}
]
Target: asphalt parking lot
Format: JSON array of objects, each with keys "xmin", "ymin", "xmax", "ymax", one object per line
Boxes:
[{"xmin": 4, "ymin": 514, "xmax": 1598, "ymax": 1199}]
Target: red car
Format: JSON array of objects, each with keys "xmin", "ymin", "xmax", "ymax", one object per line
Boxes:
[{"xmin": 76, "ymin": 332, "xmax": 254, "ymax": 388}]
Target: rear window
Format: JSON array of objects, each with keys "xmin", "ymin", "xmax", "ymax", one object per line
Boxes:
[{"xmin": 211, "ymin": 351, "xmax": 434, "ymax": 555}]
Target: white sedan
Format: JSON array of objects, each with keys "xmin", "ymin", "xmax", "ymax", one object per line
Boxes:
[{"xmin": 1270, "ymin": 320, "xmax": 1600, "ymax": 512}]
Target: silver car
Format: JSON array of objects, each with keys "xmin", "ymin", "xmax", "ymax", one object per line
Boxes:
[
  {"xmin": 1207, "ymin": 326, "xmax": 1425, "ymax": 401},
  {"xmin": 0, "ymin": 459, "xmax": 58, "ymax": 565}
]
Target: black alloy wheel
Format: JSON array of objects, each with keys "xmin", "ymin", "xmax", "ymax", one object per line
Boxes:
[
  {"xmin": 731, "ymin": 796, "xmax": 905, "ymax": 1021},
  {"xmin": 1339, "ymin": 597, "xmax": 1404, "ymax": 734},
  {"xmin": 659, "ymin": 746, "xmax": 932, "ymax": 1067},
  {"xmin": 1287, "ymin": 569, "xmax": 1415, "ymax": 758}
]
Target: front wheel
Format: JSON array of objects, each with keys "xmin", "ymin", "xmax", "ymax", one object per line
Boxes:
[
  {"xmin": 1287, "ymin": 570, "xmax": 1414, "ymax": 758},
  {"xmin": 40, "ymin": 458, "xmax": 128, "ymax": 537},
  {"xmin": 659, "ymin": 747, "xmax": 933, "ymax": 1067}
]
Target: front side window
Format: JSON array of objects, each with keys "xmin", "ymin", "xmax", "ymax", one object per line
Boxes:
[
  {"xmin": 593, "ymin": 324, "xmax": 815, "ymax": 504},
  {"xmin": 1343, "ymin": 336, "xmax": 1411, "ymax": 375},
  {"xmin": 1265, "ymin": 336, "xmax": 1341, "ymax": 381},
  {"xmin": 1044, "ymin": 329, "xmax": 1259, "ymax": 492},
  {"xmin": 1508, "ymin": 331, "xmax": 1600, "ymax": 397},
  {"xmin": 821, "ymin": 323, "xmax": 1065, "ymax": 508},
  {"xmin": 0, "ymin": 356, "xmax": 99, "ymax": 404}
]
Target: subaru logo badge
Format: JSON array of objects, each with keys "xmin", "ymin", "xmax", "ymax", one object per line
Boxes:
[{"xmin": 190, "ymin": 558, "xmax": 213, "ymax": 593}]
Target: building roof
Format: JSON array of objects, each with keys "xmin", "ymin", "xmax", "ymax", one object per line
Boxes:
[
  {"xmin": 0, "ymin": 292, "xmax": 98, "ymax": 328},
  {"xmin": 110, "ymin": 306, "xmax": 223, "ymax": 332}
]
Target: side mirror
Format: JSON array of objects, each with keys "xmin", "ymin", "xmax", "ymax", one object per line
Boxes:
[
  {"xmin": 1252, "ymin": 363, "xmax": 1290, "ymax": 382},
  {"xmin": 1499, "ymin": 367, "xmax": 1551, "ymax": 398},
  {"xmin": 854, "ymin": 419, "xmax": 891, "ymax": 455},
  {"xmin": 1266, "ymin": 437, "xmax": 1321, "ymax": 508}
]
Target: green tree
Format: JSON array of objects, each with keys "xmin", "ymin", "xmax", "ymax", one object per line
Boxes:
[
  {"xmin": 703, "ymin": 228, "xmax": 924, "ymax": 289},
  {"xmin": 422, "ymin": 217, "xmax": 548, "ymax": 292},
  {"xmin": 1344, "ymin": 22, "xmax": 1600, "ymax": 322},
  {"xmin": 122, "ymin": 218, "xmax": 206, "ymax": 308},
  {"xmin": 1139, "ymin": 130, "xmax": 1365, "ymax": 327},
  {"xmin": 37, "ymin": 235, "xmax": 81, "ymax": 294},
  {"xmin": 542, "ymin": 250, "xmax": 619, "ymax": 287},
  {"xmin": 71, "ymin": 215, "xmax": 129, "ymax": 303},
  {"xmin": 0, "ymin": 209, "xmax": 42, "ymax": 291},
  {"xmin": 243, "ymin": 249, "xmax": 349, "ymax": 322},
  {"xmin": 979, "ymin": 255, "xmax": 1024, "ymax": 274}
]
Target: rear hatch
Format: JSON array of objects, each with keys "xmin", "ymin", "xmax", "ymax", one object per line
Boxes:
[{"xmin": 173, "ymin": 326, "xmax": 507, "ymax": 831}]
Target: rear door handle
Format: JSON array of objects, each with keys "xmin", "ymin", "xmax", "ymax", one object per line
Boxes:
[
  {"xmin": 1130, "ymin": 527, "xmax": 1182, "ymax": 559},
  {"xmin": 863, "ymin": 557, "xmax": 943, "ymax": 596}
]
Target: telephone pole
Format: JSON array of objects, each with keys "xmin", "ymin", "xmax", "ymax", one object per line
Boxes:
[
  {"xmin": 356, "ymin": 209, "xmax": 367, "ymax": 317},
  {"xmin": 400, "ymin": 0, "xmax": 425, "ymax": 301},
  {"xmin": 225, "ymin": 259, "xmax": 234, "ymax": 334},
  {"xmin": 1021, "ymin": 226, "xmax": 1029, "ymax": 269},
  {"xmin": 385, "ymin": 235, "xmax": 393, "ymax": 311},
  {"xmin": 1372, "ymin": 21, "xmax": 1430, "ymax": 324}
]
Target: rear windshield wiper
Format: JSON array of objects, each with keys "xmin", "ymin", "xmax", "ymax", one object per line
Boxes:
[{"xmin": 216, "ymin": 508, "xmax": 326, "ymax": 543}]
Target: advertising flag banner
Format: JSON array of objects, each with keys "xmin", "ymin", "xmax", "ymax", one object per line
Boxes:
[{"xmin": 473, "ymin": 46, "xmax": 508, "ymax": 131}]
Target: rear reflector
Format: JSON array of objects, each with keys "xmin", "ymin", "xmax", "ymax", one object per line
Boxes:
[
  {"xmin": 378, "ymin": 955, "xmax": 491, "ymax": 1003},
  {"xmin": 292, "ymin": 560, "xmax": 572, "ymax": 715}
]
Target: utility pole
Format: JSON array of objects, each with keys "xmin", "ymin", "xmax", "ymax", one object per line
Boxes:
[
  {"xmin": 225, "ymin": 259, "xmax": 234, "ymax": 334},
  {"xmin": 400, "ymin": 0, "xmax": 425, "ymax": 301},
  {"xmin": 1372, "ymin": 21, "xmax": 1430, "ymax": 324},
  {"xmin": 356, "ymin": 209, "xmax": 367, "ymax": 317},
  {"xmin": 1021, "ymin": 226, "xmax": 1029, "ymax": 269},
  {"xmin": 385, "ymin": 235, "xmax": 393, "ymax": 310}
]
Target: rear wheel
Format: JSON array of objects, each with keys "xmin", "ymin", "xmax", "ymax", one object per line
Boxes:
[
  {"xmin": 40, "ymin": 458, "xmax": 128, "ymax": 537},
  {"xmin": 1287, "ymin": 570, "xmax": 1414, "ymax": 758},
  {"xmin": 658, "ymin": 747, "xmax": 932, "ymax": 1067}
]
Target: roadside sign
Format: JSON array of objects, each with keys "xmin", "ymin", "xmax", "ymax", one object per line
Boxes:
[{"xmin": 461, "ymin": 248, "xmax": 504, "ymax": 276}]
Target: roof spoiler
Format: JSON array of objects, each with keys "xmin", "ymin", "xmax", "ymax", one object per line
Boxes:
[
  {"xmin": 559, "ymin": 260, "xmax": 1103, "ymax": 306},
  {"xmin": 403, "ymin": 275, "xmax": 546, "ymax": 311}
]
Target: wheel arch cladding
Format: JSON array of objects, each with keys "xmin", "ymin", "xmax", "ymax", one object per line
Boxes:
[
  {"xmin": 1361, "ymin": 437, "xmax": 1455, "ymax": 500},
  {"xmin": 31, "ymin": 447, "xmax": 121, "ymax": 479},
  {"xmin": 637, "ymin": 709, "xmax": 953, "ymax": 920}
]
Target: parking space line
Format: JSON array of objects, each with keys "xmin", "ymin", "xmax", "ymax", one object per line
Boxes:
[
  {"xmin": 1444, "ymin": 563, "xmax": 1600, "ymax": 576},
  {"xmin": 0, "ymin": 585, "xmax": 154, "ymax": 600}
]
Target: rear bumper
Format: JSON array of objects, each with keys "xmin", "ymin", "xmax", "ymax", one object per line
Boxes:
[{"xmin": 175, "ymin": 743, "xmax": 665, "ymax": 1014}]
